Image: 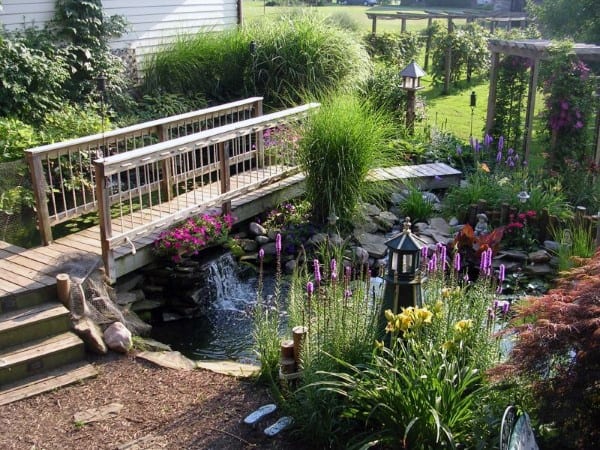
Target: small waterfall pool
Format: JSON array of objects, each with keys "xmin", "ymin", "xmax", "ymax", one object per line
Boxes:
[{"xmin": 150, "ymin": 253, "xmax": 286, "ymax": 362}]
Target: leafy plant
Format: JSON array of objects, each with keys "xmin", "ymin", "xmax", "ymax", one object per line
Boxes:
[
  {"xmin": 398, "ymin": 184, "xmax": 436, "ymax": 223},
  {"xmin": 298, "ymin": 94, "xmax": 397, "ymax": 227},
  {"xmin": 39, "ymin": 103, "xmax": 108, "ymax": 143},
  {"xmin": 0, "ymin": 118, "xmax": 41, "ymax": 162},
  {"xmin": 153, "ymin": 213, "xmax": 234, "ymax": 262},
  {"xmin": 363, "ymin": 31, "xmax": 421, "ymax": 67},
  {"xmin": 551, "ymin": 219, "xmax": 596, "ymax": 272}
]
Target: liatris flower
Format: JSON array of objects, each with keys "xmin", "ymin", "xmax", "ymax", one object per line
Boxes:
[
  {"xmin": 498, "ymin": 135, "xmax": 504, "ymax": 152},
  {"xmin": 314, "ymin": 259, "xmax": 321, "ymax": 284},
  {"xmin": 439, "ymin": 244, "xmax": 447, "ymax": 269},
  {"xmin": 497, "ymin": 264, "xmax": 506, "ymax": 294},
  {"xmin": 258, "ymin": 248, "xmax": 265, "ymax": 260},
  {"xmin": 345, "ymin": 265, "xmax": 352, "ymax": 279},
  {"xmin": 430, "ymin": 252, "xmax": 438, "ymax": 272},
  {"xmin": 275, "ymin": 233, "xmax": 282, "ymax": 254},
  {"xmin": 330, "ymin": 258, "xmax": 337, "ymax": 274},
  {"xmin": 307, "ymin": 281, "xmax": 314, "ymax": 297},
  {"xmin": 453, "ymin": 251, "xmax": 461, "ymax": 272},
  {"xmin": 456, "ymin": 145, "xmax": 462, "ymax": 156},
  {"xmin": 484, "ymin": 134, "xmax": 493, "ymax": 147},
  {"xmin": 496, "ymin": 150, "xmax": 503, "ymax": 163}
]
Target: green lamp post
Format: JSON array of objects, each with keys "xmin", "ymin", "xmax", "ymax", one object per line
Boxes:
[{"xmin": 381, "ymin": 217, "xmax": 427, "ymax": 319}]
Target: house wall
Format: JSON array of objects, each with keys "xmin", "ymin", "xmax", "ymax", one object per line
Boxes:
[{"xmin": 0, "ymin": 0, "xmax": 239, "ymax": 69}]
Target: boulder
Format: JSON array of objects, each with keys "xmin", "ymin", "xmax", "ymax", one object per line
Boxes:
[
  {"xmin": 523, "ymin": 263, "xmax": 555, "ymax": 277},
  {"xmin": 103, "ymin": 322, "xmax": 132, "ymax": 353},
  {"xmin": 73, "ymin": 317, "xmax": 107, "ymax": 354},
  {"xmin": 528, "ymin": 250, "xmax": 552, "ymax": 264},
  {"xmin": 249, "ymin": 221, "xmax": 267, "ymax": 236},
  {"xmin": 496, "ymin": 250, "xmax": 529, "ymax": 261},
  {"xmin": 260, "ymin": 242, "xmax": 278, "ymax": 256},
  {"xmin": 137, "ymin": 351, "xmax": 196, "ymax": 371},
  {"xmin": 328, "ymin": 232, "xmax": 345, "ymax": 247},
  {"xmin": 354, "ymin": 217, "xmax": 379, "ymax": 234},
  {"xmin": 428, "ymin": 217, "xmax": 452, "ymax": 236},
  {"xmin": 307, "ymin": 233, "xmax": 328, "ymax": 247},
  {"xmin": 285, "ymin": 259, "xmax": 297, "ymax": 274},
  {"xmin": 353, "ymin": 246, "xmax": 370, "ymax": 265},
  {"xmin": 375, "ymin": 211, "xmax": 398, "ymax": 231},
  {"xmin": 239, "ymin": 239, "xmax": 258, "ymax": 252},
  {"xmin": 353, "ymin": 232, "xmax": 387, "ymax": 259},
  {"xmin": 255, "ymin": 235, "xmax": 270, "ymax": 245},
  {"xmin": 543, "ymin": 240, "xmax": 561, "ymax": 253},
  {"xmin": 363, "ymin": 203, "xmax": 382, "ymax": 216}
]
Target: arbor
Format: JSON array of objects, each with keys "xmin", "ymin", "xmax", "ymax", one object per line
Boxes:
[{"xmin": 527, "ymin": 0, "xmax": 600, "ymax": 43}]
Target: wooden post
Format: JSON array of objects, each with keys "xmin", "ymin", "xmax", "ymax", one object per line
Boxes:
[
  {"xmin": 539, "ymin": 208, "xmax": 550, "ymax": 242},
  {"xmin": 56, "ymin": 273, "xmax": 70, "ymax": 307},
  {"xmin": 523, "ymin": 58, "xmax": 540, "ymax": 163},
  {"xmin": 401, "ymin": 18, "xmax": 407, "ymax": 33},
  {"xmin": 468, "ymin": 204, "xmax": 478, "ymax": 226},
  {"xmin": 218, "ymin": 141, "xmax": 231, "ymax": 214},
  {"xmin": 280, "ymin": 339, "xmax": 296, "ymax": 374},
  {"xmin": 443, "ymin": 18, "xmax": 453, "ymax": 95},
  {"xmin": 94, "ymin": 162, "xmax": 116, "ymax": 282},
  {"xmin": 424, "ymin": 17, "xmax": 433, "ymax": 71},
  {"xmin": 485, "ymin": 51, "xmax": 500, "ymax": 137},
  {"xmin": 26, "ymin": 152, "xmax": 53, "ymax": 245},
  {"xmin": 500, "ymin": 202, "xmax": 510, "ymax": 225},
  {"xmin": 292, "ymin": 326, "xmax": 308, "ymax": 367},
  {"xmin": 371, "ymin": 16, "xmax": 377, "ymax": 34},
  {"xmin": 158, "ymin": 125, "xmax": 173, "ymax": 202}
]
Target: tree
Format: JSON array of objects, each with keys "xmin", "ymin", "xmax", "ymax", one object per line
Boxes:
[{"xmin": 527, "ymin": 0, "xmax": 600, "ymax": 43}]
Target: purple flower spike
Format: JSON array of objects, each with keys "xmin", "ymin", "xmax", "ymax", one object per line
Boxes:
[
  {"xmin": 275, "ymin": 233, "xmax": 282, "ymax": 254},
  {"xmin": 453, "ymin": 252, "xmax": 461, "ymax": 272},
  {"xmin": 344, "ymin": 289, "xmax": 352, "ymax": 299},
  {"xmin": 421, "ymin": 246, "xmax": 428, "ymax": 259},
  {"xmin": 330, "ymin": 258, "xmax": 337, "ymax": 274},
  {"xmin": 314, "ymin": 259, "xmax": 322, "ymax": 284},
  {"xmin": 456, "ymin": 145, "xmax": 463, "ymax": 156},
  {"xmin": 440, "ymin": 245, "xmax": 447, "ymax": 267},
  {"xmin": 499, "ymin": 264, "xmax": 505, "ymax": 283},
  {"xmin": 430, "ymin": 252, "xmax": 438, "ymax": 272},
  {"xmin": 498, "ymin": 136, "xmax": 504, "ymax": 152},
  {"xmin": 345, "ymin": 265, "xmax": 352, "ymax": 279},
  {"xmin": 258, "ymin": 248, "xmax": 265, "ymax": 260},
  {"xmin": 307, "ymin": 281, "xmax": 314, "ymax": 297},
  {"xmin": 484, "ymin": 134, "xmax": 493, "ymax": 147},
  {"xmin": 470, "ymin": 136, "xmax": 475, "ymax": 150},
  {"xmin": 496, "ymin": 150, "xmax": 502, "ymax": 163}
]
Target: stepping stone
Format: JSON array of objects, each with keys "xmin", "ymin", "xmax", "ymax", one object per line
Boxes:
[
  {"xmin": 264, "ymin": 416, "xmax": 294, "ymax": 437},
  {"xmin": 243, "ymin": 403, "xmax": 277, "ymax": 426}
]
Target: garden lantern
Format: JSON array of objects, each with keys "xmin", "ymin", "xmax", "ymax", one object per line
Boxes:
[
  {"xmin": 400, "ymin": 61, "xmax": 426, "ymax": 133},
  {"xmin": 470, "ymin": 91, "xmax": 477, "ymax": 136},
  {"xmin": 382, "ymin": 217, "xmax": 427, "ymax": 320},
  {"xmin": 517, "ymin": 191, "xmax": 530, "ymax": 203}
]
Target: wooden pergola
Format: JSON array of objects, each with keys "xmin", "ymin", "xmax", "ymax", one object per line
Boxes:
[
  {"xmin": 484, "ymin": 39, "xmax": 600, "ymax": 164},
  {"xmin": 366, "ymin": 9, "xmax": 528, "ymax": 93}
]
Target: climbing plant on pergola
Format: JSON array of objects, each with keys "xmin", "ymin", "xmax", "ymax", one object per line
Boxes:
[{"xmin": 484, "ymin": 39, "xmax": 600, "ymax": 165}]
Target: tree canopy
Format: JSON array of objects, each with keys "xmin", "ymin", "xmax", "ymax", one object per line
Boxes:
[{"xmin": 527, "ymin": 0, "xmax": 600, "ymax": 43}]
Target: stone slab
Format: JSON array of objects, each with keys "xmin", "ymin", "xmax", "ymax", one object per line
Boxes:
[
  {"xmin": 195, "ymin": 360, "xmax": 260, "ymax": 378},
  {"xmin": 136, "ymin": 351, "xmax": 196, "ymax": 371}
]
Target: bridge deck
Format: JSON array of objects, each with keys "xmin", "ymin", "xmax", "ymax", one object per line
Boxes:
[{"xmin": 0, "ymin": 163, "xmax": 460, "ymax": 299}]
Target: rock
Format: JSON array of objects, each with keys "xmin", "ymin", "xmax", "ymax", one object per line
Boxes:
[
  {"xmin": 328, "ymin": 232, "xmax": 344, "ymax": 247},
  {"xmin": 448, "ymin": 217, "xmax": 460, "ymax": 227},
  {"xmin": 239, "ymin": 253, "xmax": 259, "ymax": 263},
  {"xmin": 390, "ymin": 192, "xmax": 406, "ymax": 204},
  {"xmin": 422, "ymin": 192, "xmax": 441, "ymax": 204},
  {"xmin": 528, "ymin": 250, "xmax": 552, "ymax": 264},
  {"xmin": 239, "ymin": 239, "xmax": 258, "ymax": 252},
  {"xmin": 375, "ymin": 211, "xmax": 398, "ymax": 231},
  {"xmin": 285, "ymin": 259, "xmax": 297, "ymax": 274},
  {"xmin": 260, "ymin": 242, "xmax": 278, "ymax": 256},
  {"xmin": 117, "ymin": 433, "xmax": 168, "ymax": 450},
  {"xmin": 130, "ymin": 299, "xmax": 162, "ymax": 312},
  {"xmin": 74, "ymin": 403, "xmax": 123, "ymax": 424},
  {"xmin": 73, "ymin": 317, "xmax": 107, "ymax": 354},
  {"xmin": 115, "ymin": 274, "xmax": 144, "ymax": 293},
  {"xmin": 353, "ymin": 246, "xmax": 370, "ymax": 265},
  {"xmin": 163, "ymin": 311, "xmax": 185, "ymax": 322},
  {"xmin": 103, "ymin": 322, "xmax": 132, "ymax": 353},
  {"xmin": 413, "ymin": 222, "xmax": 429, "ymax": 233},
  {"xmin": 523, "ymin": 263, "xmax": 555, "ymax": 277},
  {"xmin": 137, "ymin": 351, "xmax": 196, "ymax": 371},
  {"xmin": 354, "ymin": 217, "xmax": 379, "ymax": 234},
  {"xmin": 267, "ymin": 229, "xmax": 281, "ymax": 240},
  {"xmin": 353, "ymin": 232, "xmax": 388, "ymax": 259},
  {"xmin": 492, "ymin": 259, "xmax": 521, "ymax": 272},
  {"xmin": 543, "ymin": 240, "xmax": 561, "ymax": 253},
  {"xmin": 255, "ymin": 235, "xmax": 270, "ymax": 245},
  {"xmin": 307, "ymin": 232, "xmax": 328, "ymax": 246},
  {"xmin": 196, "ymin": 360, "xmax": 260, "ymax": 377},
  {"xmin": 363, "ymin": 203, "xmax": 381, "ymax": 216},
  {"xmin": 496, "ymin": 250, "xmax": 529, "ymax": 261},
  {"xmin": 249, "ymin": 222, "xmax": 267, "ymax": 236},
  {"xmin": 135, "ymin": 337, "xmax": 172, "ymax": 352},
  {"xmin": 428, "ymin": 217, "xmax": 452, "ymax": 236}
]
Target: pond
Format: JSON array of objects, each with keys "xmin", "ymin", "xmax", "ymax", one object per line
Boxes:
[{"xmin": 150, "ymin": 253, "xmax": 287, "ymax": 363}]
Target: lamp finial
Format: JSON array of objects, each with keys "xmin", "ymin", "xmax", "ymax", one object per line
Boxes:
[{"xmin": 403, "ymin": 217, "xmax": 411, "ymax": 233}]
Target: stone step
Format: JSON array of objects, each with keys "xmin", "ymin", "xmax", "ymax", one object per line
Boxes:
[
  {"xmin": 0, "ymin": 302, "xmax": 71, "ymax": 351},
  {"xmin": 0, "ymin": 332, "xmax": 85, "ymax": 386},
  {"xmin": 0, "ymin": 360, "xmax": 97, "ymax": 406}
]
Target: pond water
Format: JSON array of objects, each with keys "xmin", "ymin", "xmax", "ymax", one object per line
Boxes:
[{"xmin": 150, "ymin": 254, "xmax": 286, "ymax": 363}]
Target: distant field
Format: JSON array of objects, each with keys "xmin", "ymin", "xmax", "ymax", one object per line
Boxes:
[{"xmin": 242, "ymin": 1, "xmax": 468, "ymax": 34}]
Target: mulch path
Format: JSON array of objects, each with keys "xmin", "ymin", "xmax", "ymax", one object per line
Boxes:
[{"xmin": 0, "ymin": 353, "xmax": 310, "ymax": 450}]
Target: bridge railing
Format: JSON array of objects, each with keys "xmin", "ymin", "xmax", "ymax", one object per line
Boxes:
[
  {"xmin": 94, "ymin": 102, "xmax": 319, "ymax": 280},
  {"xmin": 25, "ymin": 97, "xmax": 263, "ymax": 245}
]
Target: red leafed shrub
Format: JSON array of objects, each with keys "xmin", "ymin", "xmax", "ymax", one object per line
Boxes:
[{"xmin": 490, "ymin": 248, "xmax": 600, "ymax": 449}]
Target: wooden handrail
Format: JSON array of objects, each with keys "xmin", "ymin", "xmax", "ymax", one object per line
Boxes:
[{"xmin": 25, "ymin": 97, "xmax": 263, "ymax": 244}]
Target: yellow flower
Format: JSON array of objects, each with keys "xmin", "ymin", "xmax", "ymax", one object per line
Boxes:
[
  {"xmin": 417, "ymin": 307, "xmax": 433, "ymax": 324},
  {"xmin": 374, "ymin": 340, "xmax": 384, "ymax": 351},
  {"xmin": 384, "ymin": 309, "xmax": 395, "ymax": 322},
  {"xmin": 480, "ymin": 162, "xmax": 490, "ymax": 173},
  {"xmin": 433, "ymin": 300, "xmax": 443, "ymax": 316},
  {"xmin": 441, "ymin": 288, "xmax": 451, "ymax": 299},
  {"xmin": 454, "ymin": 319, "xmax": 473, "ymax": 334},
  {"xmin": 442, "ymin": 340, "xmax": 456, "ymax": 351}
]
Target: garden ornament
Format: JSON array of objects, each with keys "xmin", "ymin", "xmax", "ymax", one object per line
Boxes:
[{"xmin": 475, "ymin": 213, "xmax": 490, "ymax": 236}]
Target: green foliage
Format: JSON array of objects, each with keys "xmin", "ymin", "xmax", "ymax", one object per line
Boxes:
[
  {"xmin": 491, "ymin": 56, "xmax": 530, "ymax": 150},
  {"xmin": 551, "ymin": 219, "xmax": 596, "ymax": 272},
  {"xmin": 298, "ymin": 94, "xmax": 397, "ymax": 227},
  {"xmin": 0, "ymin": 33, "xmax": 69, "ymax": 122},
  {"xmin": 324, "ymin": 12, "xmax": 361, "ymax": 33},
  {"xmin": 430, "ymin": 23, "xmax": 490, "ymax": 86},
  {"xmin": 51, "ymin": 0, "xmax": 128, "ymax": 102},
  {"xmin": 540, "ymin": 44, "xmax": 597, "ymax": 170},
  {"xmin": 39, "ymin": 103, "xmax": 107, "ymax": 143},
  {"xmin": 363, "ymin": 31, "xmax": 421, "ymax": 67},
  {"xmin": 398, "ymin": 183, "xmax": 436, "ymax": 223},
  {"xmin": 143, "ymin": 12, "xmax": 370, "ymax": 108},
  {"xmin": 360, "ymin": 64, "xmax": 408, "ymax": 119},
  {"xmin": 121, "ymin": 91, "xmax": 208, "ymax": 124},
  {"xmin": 527, "ymin": 0, "xmax": 600, "ymax": 43},
  {"xmin": 0, "ymin": 118, "xmax": 40, "ymax": 162}
]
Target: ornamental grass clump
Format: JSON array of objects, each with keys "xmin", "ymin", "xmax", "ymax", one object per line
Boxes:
[{"xmin": 153, "ymin": 213, "xmax": 233, "ymax": 262}]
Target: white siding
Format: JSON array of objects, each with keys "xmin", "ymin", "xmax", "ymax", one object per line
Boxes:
[{"xmin": 1, "ymin": 0, "xmax": 239, "ymax": 63}]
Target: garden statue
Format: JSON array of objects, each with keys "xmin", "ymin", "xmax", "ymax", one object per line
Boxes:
[{"xmin": 475, "ymin": 213, "xmax": 489, "ymax": 236}]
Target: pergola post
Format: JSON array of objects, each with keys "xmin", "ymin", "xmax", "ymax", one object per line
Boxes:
[
  {"xmin": 523, "ymin": 57, "xmax": 540, "ymax": 163},
  {"xmin": 424, "ymin": 17, "xmax": 433, "ymax": 71},
  {"xmin": 371, "ymin": 16, "xmax": 377, "ymax": 34},
  {"xmin": 443, "ymin": 18, "xmax": 453, "ymax": 95},
  {"xmin": 401, "ymin": 18, "xmax": 407, "ymax": 33},
  {"xmin": 485, "ymin": 51, "xmax": 500, "ymax": 136}
]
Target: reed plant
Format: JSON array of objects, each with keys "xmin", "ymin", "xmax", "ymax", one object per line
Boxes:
[
  {"xmin": 298, "ymin": 94, "xmax": 399, "ymax": 227},
  {"xmin": 551, "ymin": 219, "xmax": 597, "ymax": 272}
]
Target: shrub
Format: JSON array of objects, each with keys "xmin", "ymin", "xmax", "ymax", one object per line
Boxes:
[
  {"xmin": 39, "ymin": 103, "xmax": 108, "ymax": 143},
  {"xmin": 360, "ymin": 64, "xmax": 408, "ymax": 119},
  {"xmin": 298, "ymin": 94, "xmax": 397, "ymax": 227},
  {"xmin": 363, "ymin": 31, "xmax": 421, "ymax": 67},
  {"xmin": 153, "ymin": 213, "xmax": 234, "ymax": 262},
  {"xmin": 0, "ymin": 118, "xmax": 41, "ymax": 162}
]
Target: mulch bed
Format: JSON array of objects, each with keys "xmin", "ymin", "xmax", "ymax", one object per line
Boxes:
[{"xmin": 0, "ymin": 353, "xmax": 310, "ymax": 450}]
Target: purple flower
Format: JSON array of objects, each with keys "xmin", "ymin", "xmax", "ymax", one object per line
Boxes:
[
  {"xmin": 421, "ymin": 246, "xmax": 428, "ymax": 259},
  {"xmin": 498, "ymin": 264, "xmax": 505, "ymax": 283},
  {"xmin": 345, "ymin": 265, "xmax": 352, "ymax": 279},
  {"xmin": 484, "ymin": 134, "xmax": 493, "ymax": 147},
  {"xmin": 314, "ymin": 259, "xmax": 321, "ymax": 284},
  {"xmin": 498, "ymin": 135, "xmax": 504, "ymax": 152},
  {"xmin": 275, "ymin": 233, "xmax": 282, "ymax": 254},
  {"xmin": 456, "ymin": 145, "xmax": 463, "ymax": 156},
  {"xmin": 561, "ymin": 100, "xmax": 569, "ymax": 110},
  {"xmin": 307, "ymin": 281, "xmax": 314, "ymax": 297},
  {"xmin": 330, "ymin": 258, "xmax": 337, "ymax": 274},
  {"xmin": 507, "ymin": 148, "xmax": 514, "ymax": 156},
  {"xmin": 496, "ymin": 150, "xmax": 502, "ymax": 163},
  {"xmin": 453, "ymin": 252, "xmax": 461, "ymax": 272},
  {"xmin": 575, "ymin": 121, "xmax": 584, "ymax": 129},
  {"xmin": 344, "ymin": 289, "xmax": 352, "ymax": 299},
  {"xmin": 258, "ymin": 248, "xmax": 265, "ymax": 260},
  {"xmin": 430, "ymin": 252, "xmax": 438, "ymax": 272}
]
